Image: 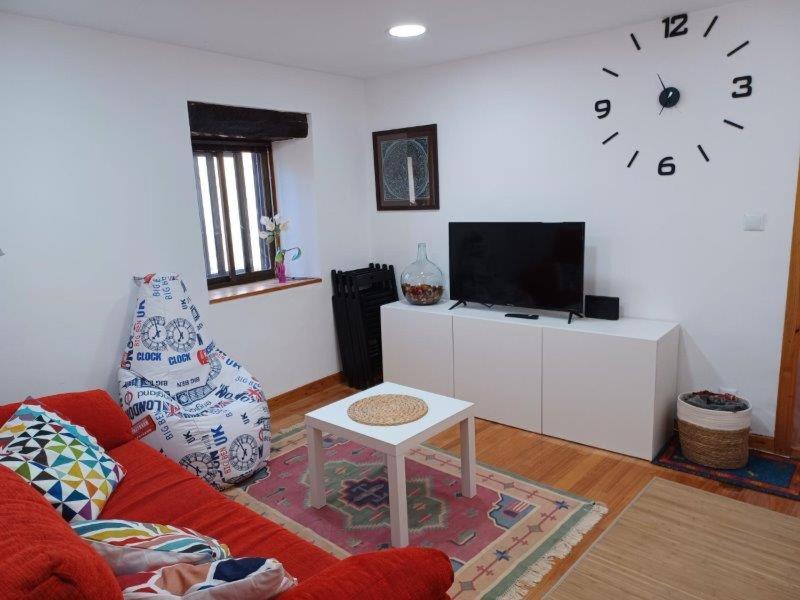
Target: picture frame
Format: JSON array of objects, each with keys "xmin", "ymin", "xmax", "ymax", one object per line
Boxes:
[{"xmin": 372, "ymin": 124, "xmax": 439, "ymax": 211}]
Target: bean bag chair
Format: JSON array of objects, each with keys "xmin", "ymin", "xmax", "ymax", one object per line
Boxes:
[{"xmin": 118, "ymin": 273, "xmax": 270, "ymax": 489}]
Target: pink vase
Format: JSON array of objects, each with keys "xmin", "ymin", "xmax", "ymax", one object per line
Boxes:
[{"xmin": 275, "ymin": 261, "xmax": 287, "ymax": 283}]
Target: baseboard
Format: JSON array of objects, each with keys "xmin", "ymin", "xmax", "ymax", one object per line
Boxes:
[
  {"xmin": 270, "ymin": 372, "xmax": 345, "ymax": 405},
  {"xmin": 749, "ymin": 433, "xmax": 775, "ymax": 453}
]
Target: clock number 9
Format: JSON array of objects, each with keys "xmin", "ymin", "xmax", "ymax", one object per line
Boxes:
[
  {"xmin": 662, "ymin": 14, "xmax": 688, "ymax": 38},
  {"xmin": 658, "ymin": 157, "xmax": 676, "ymax": 176},
  {"xmin": 594, "ymin": 99, "xmax": 611, "ymax": 119},
  {"xmin": 732, "ymin": 75, "xmax": 753, "ymax": 98}
]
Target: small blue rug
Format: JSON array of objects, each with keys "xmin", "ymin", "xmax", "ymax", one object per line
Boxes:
[{"xmin": 654, "ymin": 435, "xmax": 800, "ymax": 500}]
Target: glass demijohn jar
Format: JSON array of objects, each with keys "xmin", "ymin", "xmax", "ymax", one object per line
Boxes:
[{"xmin": 400, "ymin": 243, "xmax": 445, "ymax": 305}]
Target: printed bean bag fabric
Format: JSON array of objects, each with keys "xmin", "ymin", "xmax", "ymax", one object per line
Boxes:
[
  {"xmin": 118, "ymin": 273, "xmax": 270, "ymax": 490},
  {"xmin": 117, "ymin": 557, "xmax": 295, "ymax": 599}
]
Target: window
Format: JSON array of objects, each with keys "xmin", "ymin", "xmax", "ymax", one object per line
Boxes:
[{"xmin": 192, "ymin": 143, "xmax": 276, "ymax": 289}]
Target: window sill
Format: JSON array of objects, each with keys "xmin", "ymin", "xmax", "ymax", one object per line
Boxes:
[{"xmin": 208, "ymin": 277, "xmax": 322, "ymax": 305}]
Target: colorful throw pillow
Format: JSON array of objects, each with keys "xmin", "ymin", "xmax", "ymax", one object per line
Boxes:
[
  {"xmin": 0, "ymin": 403, "xmax": 124, "ymax": 521},
  {"xmin": 71, "ymin": 519, "xmax": 230, "ymax": 575},
  {"xmin": 117, "ymin": 557, "xmax": 296, "ymax": 599}
]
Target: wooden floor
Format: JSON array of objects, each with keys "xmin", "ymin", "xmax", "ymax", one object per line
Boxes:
[
  {"xmin": 272, "ymin": 379, "xmax": 800, "ymax": 599},
  {"xmin": 547, "ymin": 478, "xmax": 800, "ymax": 599}
]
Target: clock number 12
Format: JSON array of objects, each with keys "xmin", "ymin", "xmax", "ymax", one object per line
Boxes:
[
  {"xmin": 658, "ymin": 157, "xmax": 676, "ymax": 176},
  {"xmin": 662, "ymin": 14, "xmax": 688, "ymax": 38},
  {"xmin": 594, "ymin": 99, "xmax": 611, "ymax": 119}
]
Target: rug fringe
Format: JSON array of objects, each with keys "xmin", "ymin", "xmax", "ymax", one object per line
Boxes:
[{"xmin": 496, "ymin": 503, "xmax": 608, "ymax": 600}]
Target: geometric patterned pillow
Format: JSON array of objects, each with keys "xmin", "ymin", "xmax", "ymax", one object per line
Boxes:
[
  {"xmin": 0, "ymin": 403, "xmax": 125, "ymax": 522},
  {"xmin": 116, "ymin": 557, "xmax": 296, "ymax": 599},
  {"xmin": 71, "ymin": 519, "xmax": 230, "ymax": 575}
]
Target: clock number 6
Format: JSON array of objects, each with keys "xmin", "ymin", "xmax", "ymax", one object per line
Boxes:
[
  {"xmin": 658, "ymin": 157, "xmax": 676, "ymax": 176},
  {"xmin": 732, "ymin": 75, "xmax": 753, "ymax": 98},
  {"xmin": 594, "ymin": 99, "xmax": 611, "ymax": 119},
  {"xmin": 662, "ymin": 14, "xmax": 688, "ymax": 38}
]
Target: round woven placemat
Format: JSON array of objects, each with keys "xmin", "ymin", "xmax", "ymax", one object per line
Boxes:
[{"xmin": 347, "ymin": 394, "xmax": 428, "ymax": 426}]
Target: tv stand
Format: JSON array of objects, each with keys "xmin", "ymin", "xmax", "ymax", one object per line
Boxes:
[
  {"xmin": 449, "ymin": 299, "xmax": 467, "ymax": 310},
  {"xmin": 567, "ymin": 311, "xmax": 585, "ymax": 324},
  {"xmin": 380, "ymin": 301, "xmax": 679, "ymax": 460}
]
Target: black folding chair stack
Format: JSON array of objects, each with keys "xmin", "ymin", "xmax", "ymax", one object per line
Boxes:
[{"xmin": 331, "ymin": 264, "xmax": 398, "ymax": 389}]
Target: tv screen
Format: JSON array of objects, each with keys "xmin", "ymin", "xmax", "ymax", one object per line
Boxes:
[{"xmin": 449, "ymin": 222, "xmax": 585, "ymax": 312}]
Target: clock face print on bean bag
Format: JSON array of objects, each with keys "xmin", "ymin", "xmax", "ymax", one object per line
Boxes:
[
  {"xmin": 166, "ymin": 318, "xmax": 196, "ymax": 353},
  {"xmin": 141, "ymin": 317, "xmax": 168, "ymax": 352},
  {"xmin": 118, "ymin": 273, "xmax": 271, "ymax": 489}
]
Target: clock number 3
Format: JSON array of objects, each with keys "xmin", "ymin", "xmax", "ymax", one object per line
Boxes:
[
  {"xmin": 732, "ymin": 75, "xmax": 753, "ymax": 98},
  {"xmin": 594, "ymin": 99, "xmax": 611, "ymax": 119},
  {"xmin": 658, "ymin": 157, "xmax": 676, "ymax": 176},
  {"xmin": 662, "ymin": 14, "xmax": 688, "ymax": 38}
]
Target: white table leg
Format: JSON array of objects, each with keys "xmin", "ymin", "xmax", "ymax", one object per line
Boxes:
[
  {"xmin": 387, "ymin": 452, "xmax": 409, "ymax": 547},
  {"xmin": 460, "ymin": 416, "xmax": 476, "ymax": 498},
  {"xmin": 306, "ymin": 423, "xmax": 326, "ymax": 508}
]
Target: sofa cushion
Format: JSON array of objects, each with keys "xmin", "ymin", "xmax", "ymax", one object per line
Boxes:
[
  {"xmin": 71, "ymin": 519, "xmax": 231, "ymax": 575},
  {"xmin": 117, "ymin": 557, "xmax": 295, "ymax": 599},
  {"xmin": 0, "ymin": 389, "xmax": 134, "ymax": 451},
  {"xmin": 102, "ymin": 439, "xmax": 339, "ymax": 583},
  {"xmin": 0, "ymin": 403, "xmax": 125, "ymax": 521},
  {"xmin": 0, "ymin": 465, "xmax": 121, "ymax": 600}
]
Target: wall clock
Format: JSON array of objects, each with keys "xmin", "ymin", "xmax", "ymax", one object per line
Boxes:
[{"xmin": 596, "ymin": 13, "xmax": 752, "ymax": 175}]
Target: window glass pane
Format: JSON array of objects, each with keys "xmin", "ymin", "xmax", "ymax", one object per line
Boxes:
[
  {"xmin": 242, "ymin": 152, "xmax": 268, "ymax": 271},
  {"xmin": 195, "ymin": 155, "xmax": 219, "ymax": 277},
  {"xmin": 222, "ymin": 154, "xmax": 245, "ymax": 274},
  {"xmin": 212, "ymin": 157, "xmax": 229, "ymax": 273}
]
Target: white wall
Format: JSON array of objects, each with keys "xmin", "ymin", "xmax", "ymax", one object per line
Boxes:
[
  {"xmin": 0, "ymin": 13, "xmax": 370, "ymax": 402},
  {"xmin": 365, "ymin": 0, "xmax": 800, "ymax": 435}
]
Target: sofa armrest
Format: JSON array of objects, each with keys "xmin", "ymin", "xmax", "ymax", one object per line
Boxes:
[{"xmin": 278, "ymin": 548, "xmax": 453, "ymax": 600}]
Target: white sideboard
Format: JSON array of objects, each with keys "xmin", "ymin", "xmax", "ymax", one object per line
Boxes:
[{"xmin": 380, "ymin": 301, "xmax": 680, "ymax": 460}]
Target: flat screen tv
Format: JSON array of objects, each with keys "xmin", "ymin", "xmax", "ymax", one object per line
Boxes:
[{"xmin": 449, "ymin": 222, "xmax": 585, "ymax": 313}]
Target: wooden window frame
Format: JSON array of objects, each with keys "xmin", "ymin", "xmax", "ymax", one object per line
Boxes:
[{"xmin": 192, "ymin": 141, "xmax": 279, "ymax": 290}]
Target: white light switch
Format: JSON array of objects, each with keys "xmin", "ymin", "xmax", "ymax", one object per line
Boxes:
[{"xmin": 743, "ymin": 213, "xmax": 766, "ymax": 231}]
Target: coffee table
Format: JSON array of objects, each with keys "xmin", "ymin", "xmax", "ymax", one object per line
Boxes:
[{"xmin": 304, "ymin": 382, "xmax": 476, "ymax": 547}]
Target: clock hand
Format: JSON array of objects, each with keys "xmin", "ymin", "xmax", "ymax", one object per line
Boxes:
[{"xmin": 657, "ymin": 73, "xmax": 666, "ymax": 90}]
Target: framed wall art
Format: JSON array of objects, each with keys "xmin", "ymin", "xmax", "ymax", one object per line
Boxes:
[{"xmin": 372, "ymin": 124, "xmax": 439, "ymax": 211}]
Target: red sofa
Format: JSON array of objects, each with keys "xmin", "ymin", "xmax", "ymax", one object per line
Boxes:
[{"xmin": 0, "ymin": 390, "xmax": 453, "ymax": 599}]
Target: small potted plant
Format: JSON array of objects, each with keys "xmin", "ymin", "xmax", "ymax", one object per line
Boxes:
[{"xmin": 259, "ymin": 214, "xmax": 301, "ymax": 283}]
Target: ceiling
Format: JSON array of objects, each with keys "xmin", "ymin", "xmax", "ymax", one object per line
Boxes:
[{"xmin": 0, "ymin": 0, "xmax": 735, "ymax": 78}]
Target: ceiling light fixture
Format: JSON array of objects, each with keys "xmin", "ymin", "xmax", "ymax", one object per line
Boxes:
[{"xmin": 388, "ymin": 24, "xmax": 426, "ymax": 38}]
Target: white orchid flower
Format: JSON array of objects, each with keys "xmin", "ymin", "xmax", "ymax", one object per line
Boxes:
[
  {"xmin": 280, "ymin": 219, "xmax": 289, "ymax": 232},
  {"xmin": 258, "ymin": 231, "xmax": 270, "ymax": 240}
]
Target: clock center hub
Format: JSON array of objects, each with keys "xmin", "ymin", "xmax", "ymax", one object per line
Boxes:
[{"xmin": 659, "ymin": 86, "xmax": 681, "ymax": 108}]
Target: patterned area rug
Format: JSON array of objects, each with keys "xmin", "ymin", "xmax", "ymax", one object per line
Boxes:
[
  {"xmin": 654, "ymin": 435, "xmax": 800, "ymax": 500},
  {"xmin": 226, "ymin": 424, "xmax": 606, "ymax": 599}
]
